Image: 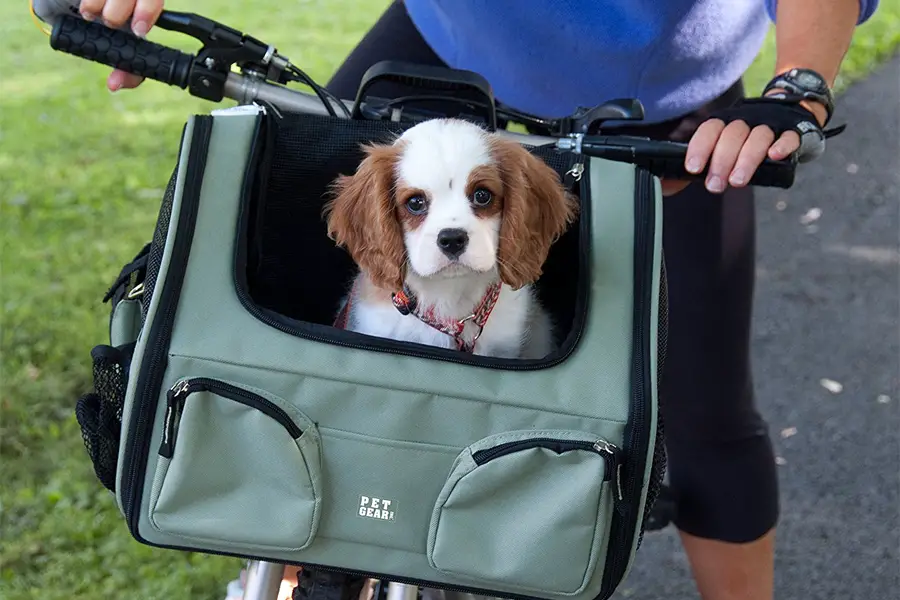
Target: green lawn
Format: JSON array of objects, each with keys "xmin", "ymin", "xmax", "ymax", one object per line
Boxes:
[{"xmin": 1, "ymin": 1, "xmax": 898, "ymax": 598}]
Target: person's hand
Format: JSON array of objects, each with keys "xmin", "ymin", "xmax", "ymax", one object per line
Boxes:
[
  {"xmin": 79, "ymin": 0, "xmax": 165, "ymax": 91},
  {"xmin": 660, "ymin": 95, "xmax": 828, "ymax": 197}
]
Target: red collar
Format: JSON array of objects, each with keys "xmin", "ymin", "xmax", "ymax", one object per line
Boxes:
[{"xmin": 391, "ymin": 281, "xmax": 502, "ymax": 353}]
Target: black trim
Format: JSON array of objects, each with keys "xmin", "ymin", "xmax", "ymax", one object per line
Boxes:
[
  {"xmin": 121, "ymin": 116, "xmax": 214, "ymax": 532},
  {"xmin": 232, "ymin": 115, "xmax": 591, "ymax": 371},
  {"xmin": 114, "ymin": 113, "xmax": 658, "ymax": 600},
  {"xmin": 597, "ymin": 167, "xmax": 657, "ymax": 599},
  {"xmin": 471, "ymin": 436, "xmax": 623, "ymax": 509},
  {"xmin": 159, "ymin": 377, "xmax": 303, "ymax": 458},
  {"xmin": 473, "ymin": 437, "xmax": 613, "ymax": 469}
]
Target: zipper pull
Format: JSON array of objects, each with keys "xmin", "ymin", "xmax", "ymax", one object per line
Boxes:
[
  {"xmin": 159, "ymin": 380, "xmax": 190, "ymax": 458},
  {"xmin": 564, "ymin": 161, "xmax": 585, "ymax": 191},
  {"xmin": 594, "ymin": 439, "xmax": 626, "ymax": 515}
]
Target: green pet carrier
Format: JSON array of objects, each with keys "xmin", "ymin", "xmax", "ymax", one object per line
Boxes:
[{"xmin": 42, "ymin": 7, "xmax": 796, "ymax": 600}]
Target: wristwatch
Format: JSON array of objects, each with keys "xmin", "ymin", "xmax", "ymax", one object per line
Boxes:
[{"xmin": 763, "ymin": 67, "xmax": 835, "ymax": 125}]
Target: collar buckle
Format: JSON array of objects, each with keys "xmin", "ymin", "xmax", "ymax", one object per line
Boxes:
[{"xmin": 395, "ymin": 282, "xmax": 501, "ymax": 353}]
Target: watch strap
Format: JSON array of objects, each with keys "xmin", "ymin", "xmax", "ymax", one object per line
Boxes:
[{"xmin": 764, "ymin": 68, "xmax": 835, "ymax": 125}]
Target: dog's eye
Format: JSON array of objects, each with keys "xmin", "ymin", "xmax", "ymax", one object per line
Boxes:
[
  {"xmin": 471, "ymin": 188, "xmax": 493, "ymax": 207},
  {"xmin": 406, "ymin": 195, "xmax": 427, "ymax": 215}
]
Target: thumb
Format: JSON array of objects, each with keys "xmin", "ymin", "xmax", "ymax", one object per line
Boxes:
[
  {"xmin": 660, "ymin": 179, "xmax": 691, "ymax": 197},
  {"xmin": 108, "ymin": 69, "xmax": 145, "ymax": 91}
]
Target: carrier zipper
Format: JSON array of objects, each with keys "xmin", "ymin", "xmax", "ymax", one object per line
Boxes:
[
  {"xmin": 597, "ymin": 167, "xmax": 656, "ymax": 599},
  {"xmin": 121, "ymin": 116, "xmax": 213, "ymax": 531},
  {"xmin": 159, "ymin": 377, "xmax": 303, "ymax": 459},
  {"xmin": 233, "ymin": 148, "xmax": 592, "ymax": 372},
  {"xmin": 472, "ymin": 437, "xmax": 624, "ymax": 512}
]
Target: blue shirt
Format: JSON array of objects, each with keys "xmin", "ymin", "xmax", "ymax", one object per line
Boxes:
[{"xmin": 404, "ymin": 0, "xmax": 879, "ymax": 123}]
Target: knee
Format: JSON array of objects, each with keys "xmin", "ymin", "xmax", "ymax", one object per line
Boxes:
[{"xmin": 664, "ymin": 433, "xmax": 780, "ymax": 543}]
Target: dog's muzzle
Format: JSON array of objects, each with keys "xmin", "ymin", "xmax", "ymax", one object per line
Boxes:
[{"xmin": 437, "ymin": 228, "xmax": 468, "ymax": 259}]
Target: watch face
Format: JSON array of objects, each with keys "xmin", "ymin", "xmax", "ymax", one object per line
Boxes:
[
  {"xmin": 797, "ymin": 73, "xmax": 821, "ymax": 89},
  {"xmin": 795, "ymin": 71, "xmax": 823, "ymax": 90}
]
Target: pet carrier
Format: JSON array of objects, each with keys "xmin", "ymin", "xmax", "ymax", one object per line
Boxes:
[{"xmin": 35, "ymin": 6, "xmax": 798, "ymax": 600}]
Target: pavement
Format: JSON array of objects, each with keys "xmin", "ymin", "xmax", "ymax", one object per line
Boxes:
[{"xmin": 612, "ymin": 55, "xmax": 900, "ymax": 600}]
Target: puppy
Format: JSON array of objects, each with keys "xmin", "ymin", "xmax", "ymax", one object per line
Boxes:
[{"xmin": 324, "ymin": 118, "xmax": 578, "ymax": 359}]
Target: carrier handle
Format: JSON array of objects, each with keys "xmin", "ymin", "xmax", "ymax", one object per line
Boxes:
[{"xmin": 351, "ymin": 61, "xmax": 498, "ymax": 131}]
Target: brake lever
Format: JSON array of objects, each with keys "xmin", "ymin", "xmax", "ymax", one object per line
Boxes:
[{"xmin": 152, "ymin": 11, "xmax": 294, "ymax": 100}]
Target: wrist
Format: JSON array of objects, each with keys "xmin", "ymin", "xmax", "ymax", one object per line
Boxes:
[
  {"xmin": 763, "ymin": 88, "xmax": 829, "ymax": 127},
  {"xmin": 763, "ymin": 67, "xmax": 835, "ymax": 126}
]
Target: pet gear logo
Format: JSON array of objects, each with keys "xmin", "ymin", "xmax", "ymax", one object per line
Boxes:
[{"xmin": 358, "ymin": 496, "xmax": 395, "ymax": 521}]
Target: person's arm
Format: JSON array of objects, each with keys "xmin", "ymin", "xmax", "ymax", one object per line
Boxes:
[
  {"xmin": 767, "ymin": 0, "xmax": 865, "ymax": 139},
  {"xmin": 677, "ymin": 0, "xmax": 877, "ymax": 196}
]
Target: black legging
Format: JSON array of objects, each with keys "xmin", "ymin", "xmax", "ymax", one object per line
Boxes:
[{"xmin": 325, "ymin": 0, "xmax": 779, "ymax": 544}]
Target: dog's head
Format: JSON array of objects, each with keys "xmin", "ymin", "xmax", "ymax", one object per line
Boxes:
[{"xmin": 324, "ymin": 119, "xmax": 578, "ymax": 291}]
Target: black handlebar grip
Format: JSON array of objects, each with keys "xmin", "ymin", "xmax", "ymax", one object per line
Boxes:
[
  {"xmin": 639, "ymin": 152, "xmax": 797, "ymax": 189},
  {"xmin": 581, "ymin": 137, "xmax": 799, "ymax": 189},
  {"xmin": 50, "ymin": 15, "xmax": 193, "ymax": 89},
  {"xmin": 745, "ymin": 156, "xmax": 797, "ymax": 189}
]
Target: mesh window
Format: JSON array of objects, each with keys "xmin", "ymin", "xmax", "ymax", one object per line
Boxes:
[{"xmin": 243, "ymin": 113, "xmax": 583, "ymax": 345}]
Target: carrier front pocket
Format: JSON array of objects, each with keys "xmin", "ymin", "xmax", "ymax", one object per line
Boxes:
[
  {"xmin": 427, "ymin": 430, "xmax": 622, "ymax": 596},
  {"xmin": 148, "ymin": 377, "xmax": 322, "ymax": 552}
]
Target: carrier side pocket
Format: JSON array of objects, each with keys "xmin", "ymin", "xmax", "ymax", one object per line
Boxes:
[
  {"xmin": 75, "ymin": 344, "xmax": 134, "ymax": 493},
  {"xmin": 148, "ymin": 377, "xmax": 322, "ymax": 552},
  {"xmin": 427, "ymin": 429, "xmax": 620, "ymax": 596}
]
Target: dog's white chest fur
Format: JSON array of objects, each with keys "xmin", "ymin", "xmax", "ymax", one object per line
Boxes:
[{"xmin": 346, "ymin": 275, "xmax": 552, "ymax": 360}]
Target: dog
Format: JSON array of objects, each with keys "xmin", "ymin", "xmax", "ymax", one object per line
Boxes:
[{"xmin": 323, "ymin": 118, "xmax": 578, "ymax": 360}]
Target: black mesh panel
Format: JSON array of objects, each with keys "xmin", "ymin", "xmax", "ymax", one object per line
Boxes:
[
  {"xmin": 245, "ymin": 113, "xmax": 580, "ymax": 337},
  {"xmin": 74, "ymin": 344, "xmax": 133, "ymax": 492}
]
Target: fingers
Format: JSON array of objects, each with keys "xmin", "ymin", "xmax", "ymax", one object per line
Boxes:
[
  {"xmin": 727, "ymin": 125, "xmax": 776, "ymax": 187},
  {"xmin": 132, "ymin": 0, "xmax": 165, "ymax": 36},
  {"xmin": 80, "ymin": 0, "xmax": 164, "ymax": 91},
  {"xmin": 102, "ymin": 0, "xmax": 137, "ymax": 28},
  {"xmin": 108, "ymin": 69, "xmax": 145, "ymax": 92},
  {"xmin": 660, "ymin": 179, "xmax": 691, "ymax": 197},
  {"xmin": 78, "ymin": 0, "xmax": 106, "ymax": 21},
  {"xmin": 768, "ymin": 131, "xmax": 801, "ymax": 160},
  {"xmin": 79, "ymin": 0, "xmax": 163, "ymax": 35},
  {"xmin": 704, "ymin": 120, "xmax": 752, "ymax": 193},
  {"xmin": 685, "ymin": 118, "xmax": 725, "ymax": 176},
  {"xmin": 684, "ymin": 118, "xmax": 797, "ymax": 194}
]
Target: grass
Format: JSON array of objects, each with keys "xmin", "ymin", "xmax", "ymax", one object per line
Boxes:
[{"xmin": 1, "ymin": 1, "xmax": 897, "ymax": 598}]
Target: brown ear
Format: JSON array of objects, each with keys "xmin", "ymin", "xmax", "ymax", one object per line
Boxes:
[
  {"xmin": 323, "ymin": 143, "xmax": 406, "ymax": 291},
  {"xmin": 489, "ymin": 138, "xmax": 579, "ymax": 289}
]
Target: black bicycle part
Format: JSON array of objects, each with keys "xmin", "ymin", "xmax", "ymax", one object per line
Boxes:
[
  {"xmin": 47, "ymin": 15, "xmax": 801, "ymax": 188},
  {"xmin": 351, "ymin": 60, "xmax": 498, "ymax": 130},
  {"xmin": 562, "ymin": 98, "xmax": 647, "ymax": 135},
  {"xmin": 570, "ymin": 134, "xmax": 798, "ymax": 189},
  {"xmin": 50, "ymin": 15, "xmax": 193, "ymax": 90}
]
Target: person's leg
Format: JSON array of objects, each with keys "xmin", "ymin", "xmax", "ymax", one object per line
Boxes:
[
  {"xmin": 647, "ymin": 84, "xmax": 778, "ymax": 599},
  {"xmin": 660, "ymin": 178, "xmax": 779, "ymax": 600},
  {"xmin": 610, "ymin": 77, "xmax": 779, "ymax": 600}
]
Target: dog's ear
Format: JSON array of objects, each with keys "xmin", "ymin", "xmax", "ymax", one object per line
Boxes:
[
  {"xmin": 489, "ymin": 138, "xmax": 579, "ymax": 289},
  {"xmin": 324, "ymin": 143, "xmax": 406, "ymax": 291}
]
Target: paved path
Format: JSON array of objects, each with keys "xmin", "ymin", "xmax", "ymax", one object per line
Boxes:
[{"xmin": 612, "ymin": 55, "xmax": 900, "ymax": 600}]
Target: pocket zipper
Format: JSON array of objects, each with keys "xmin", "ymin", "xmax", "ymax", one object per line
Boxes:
[
  {"xmin": 471, "ymin": 437, "xmax": 624, "ymax": 513},
  {"xmin": 159, "ymin": 378, "xmax": 303, "ymax": 458}
]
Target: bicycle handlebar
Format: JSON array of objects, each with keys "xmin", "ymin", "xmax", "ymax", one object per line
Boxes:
[
  {"xmin": 51, "ymin": 15, "xmax": 193, "ymax": 89},
  {"xmin": 45, "ymin": 13, "xmax": 798, "ymax": 188}
]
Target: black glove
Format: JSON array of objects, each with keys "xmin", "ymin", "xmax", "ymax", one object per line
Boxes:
[{"xmin": 710, "ymin": 95, "xmax": 845, "ymax": 163}]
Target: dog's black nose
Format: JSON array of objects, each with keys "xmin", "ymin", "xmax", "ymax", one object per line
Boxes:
[{"xmin": 437, "ymin": 228, "xmax": 469, "ymax": 258}]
